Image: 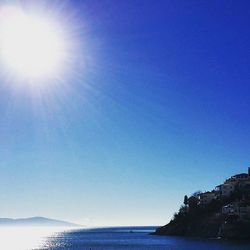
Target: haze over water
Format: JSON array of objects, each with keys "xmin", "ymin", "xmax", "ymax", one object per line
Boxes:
[{"xmin": 0, "ymin": 227, "xmax": 68, "ymax": 250}]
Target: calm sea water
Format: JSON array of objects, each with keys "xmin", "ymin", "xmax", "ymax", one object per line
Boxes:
[
  {"xmin": 1, "ymin": 226, "xmax": 250, "ymax": 250},
  {"xmin": 36, "ymin": 227, "xmax": 250, "ymax": 250}
]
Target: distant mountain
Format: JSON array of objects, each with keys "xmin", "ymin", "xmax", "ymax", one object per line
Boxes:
[{"xmin": 0, "ymin": 216, "xmax": 81, "ymax": 227}]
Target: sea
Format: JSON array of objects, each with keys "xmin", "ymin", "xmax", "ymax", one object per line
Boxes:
[{"xmin": 1, "ymin": 226, "xmax": 250, "ymax": 250}]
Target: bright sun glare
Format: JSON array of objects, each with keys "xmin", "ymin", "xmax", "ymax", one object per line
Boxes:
[{"xmin": 0, "ymin": 6, "xmax": 66, "ymax": 79}]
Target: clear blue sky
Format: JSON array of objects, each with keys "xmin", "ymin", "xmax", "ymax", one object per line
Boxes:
[{"xmin": 0, "ymin": 0, "xmax": 250, "ymax": 226}]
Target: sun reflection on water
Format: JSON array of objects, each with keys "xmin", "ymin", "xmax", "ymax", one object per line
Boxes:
[{"xmin": 0, "ymin": 227, "xmax": 72, "ymax": 250}]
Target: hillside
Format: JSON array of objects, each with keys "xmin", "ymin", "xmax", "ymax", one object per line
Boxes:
[{"xmin": 154, "ymin": 168, "xmax": 250, "ymax": 239}]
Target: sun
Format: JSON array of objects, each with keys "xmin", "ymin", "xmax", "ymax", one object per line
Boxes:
[{"xmin": 0, "ymin": 6, "xmax": 66, "ymax": 79}]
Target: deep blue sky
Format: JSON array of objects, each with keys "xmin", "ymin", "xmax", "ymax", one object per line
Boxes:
[{"xmin": 0, "ymin": 0, "xmax": 250, "ymax": 226}]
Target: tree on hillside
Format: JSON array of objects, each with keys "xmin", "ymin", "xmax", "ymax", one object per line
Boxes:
[
  {"xmin": 184, "ymin": 195, "xmax": 188, "ymax": 206},
  {"xmin": 188, "ymin": 196, "xmax": 199, "ymax": 210}
]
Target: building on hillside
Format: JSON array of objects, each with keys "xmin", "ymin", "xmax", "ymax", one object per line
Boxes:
[
  {"xmin": 237, "ymin": 180, "xmax": 250, "ymax": 190},
  {"xmin": 230, "ymin": 173, "xmax": 249, "ymax": 181},
  {"xmin": 198, "ymin": 191, "xmax": 216, "ymax": 206},
  {"xmin": 215, "ymin": 183, "xmax": 235, "ymax": 197},
  {"xmin": 225, "ymin": 168, "xmax": 250, "ymax": 183},
  {"xmin": 222, "ymin": 202, "xmax": 250, "ymax": 219},
  {"xmin": 222, "ymin": 203, "xmax": 234, "ymax": 215}
]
